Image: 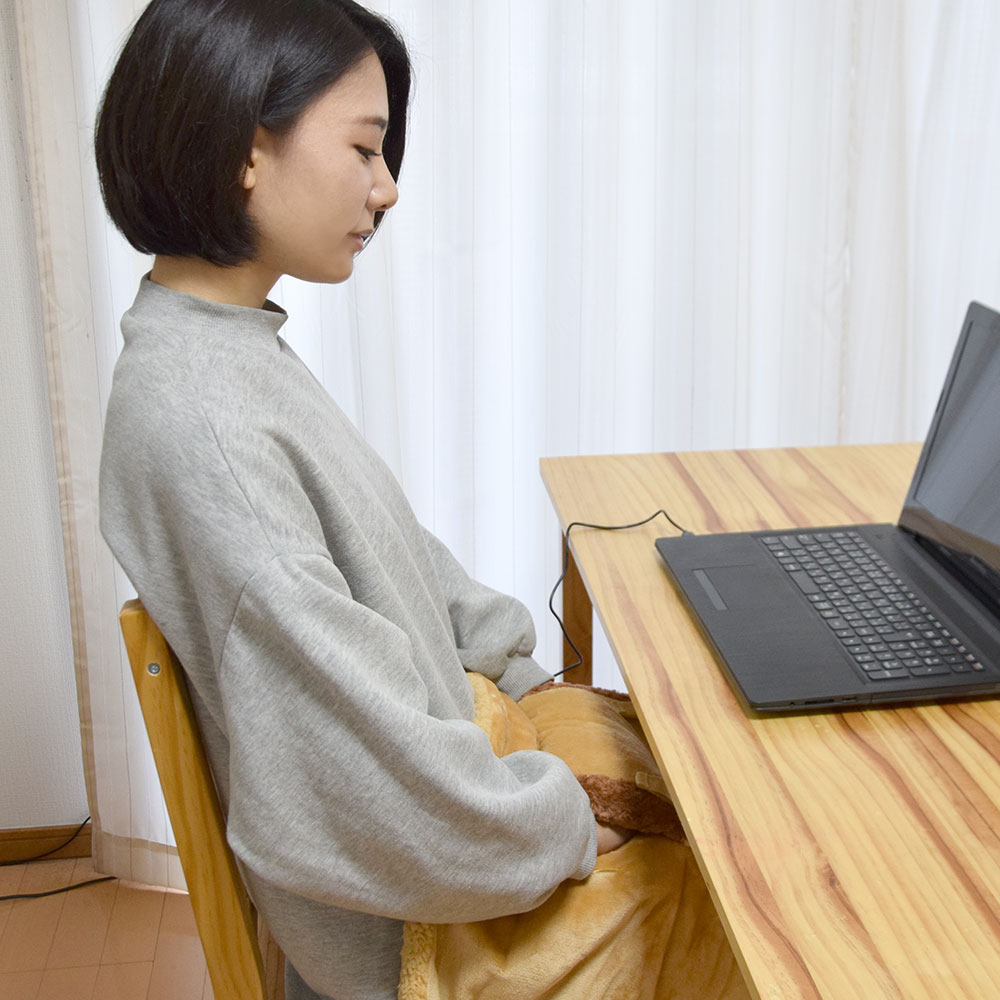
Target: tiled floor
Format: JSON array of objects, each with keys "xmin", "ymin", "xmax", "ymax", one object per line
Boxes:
[{"xmin": 0, "ymin": 856, "xmax": 213, "ymax": 1000}]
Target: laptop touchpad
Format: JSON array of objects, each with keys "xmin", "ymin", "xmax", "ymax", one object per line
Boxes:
[{"xmin": 692, "ymin": 564, "xmax": 787, "ymax": 612}]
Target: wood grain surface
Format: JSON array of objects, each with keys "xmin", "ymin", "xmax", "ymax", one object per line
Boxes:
[
  {"xmin": 119, "ymin": 601, "xmax": 273, "ymax": 1000},
  {"xmin": 541, "ymin": 444, "xmax": 1000, "ymax": 1000}
]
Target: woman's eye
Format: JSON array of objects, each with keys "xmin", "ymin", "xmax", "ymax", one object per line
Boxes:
[{"xmin": 356, "ymin": 146, "xmax": 378, "ymax": 162}]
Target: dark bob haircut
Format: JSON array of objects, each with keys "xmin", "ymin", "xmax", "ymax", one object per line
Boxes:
[{"xmin": 94, "ymin": 0, "xmax": 411, "ymax": 267}]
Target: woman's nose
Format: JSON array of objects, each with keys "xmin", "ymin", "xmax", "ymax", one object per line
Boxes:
[{"xmin": 369, "ymin": 157, "xmax": 399, "ymax": 213}]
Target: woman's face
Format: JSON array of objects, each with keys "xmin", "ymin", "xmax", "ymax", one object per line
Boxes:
[{"xmin": 243, "ymin": 51, "xmax": 398, "ymax": 285}]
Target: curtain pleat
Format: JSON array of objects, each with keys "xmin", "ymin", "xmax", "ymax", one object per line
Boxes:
[
  {"xmin": 15, "ymin": 0, "xmax": 1000, "ymax": 886},
  {"xmin": 13, "ymin": 0, "xmax": 181, "ymax": 886}
]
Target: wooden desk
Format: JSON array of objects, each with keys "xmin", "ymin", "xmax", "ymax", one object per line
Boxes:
[{"xmin": 541, "ymin": 445, "xmax": 1000, "ymax": 1000}]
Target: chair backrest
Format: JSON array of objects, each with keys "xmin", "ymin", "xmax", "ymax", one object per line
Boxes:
[{"xmin": 119, "ymin": 599, "xmax": 285, "ymax": 1000}]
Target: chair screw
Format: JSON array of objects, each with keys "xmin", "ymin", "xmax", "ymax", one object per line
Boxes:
[{"xmin": 147, "ymin": 662, "xmax": 161, "ymax": 675}]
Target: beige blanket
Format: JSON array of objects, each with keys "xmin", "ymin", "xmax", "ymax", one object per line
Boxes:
[{"xmin": 398, "ymin": 676, "xmax": 750, "ymax": 1000}]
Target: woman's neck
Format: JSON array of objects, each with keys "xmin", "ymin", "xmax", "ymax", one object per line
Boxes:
[{"xmin": 149, "ymin": 255, "xmax": 279, "ymax": 309}]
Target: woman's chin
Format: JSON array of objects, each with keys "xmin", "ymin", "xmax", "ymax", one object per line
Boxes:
[{"xmin": 292, "ymin": 260, "xmax": 355, "ymax": 286}]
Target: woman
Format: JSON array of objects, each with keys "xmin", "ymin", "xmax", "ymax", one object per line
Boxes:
[{"xmin": 95, "ymin": 2, "xmax": 631, "ymax": 997}]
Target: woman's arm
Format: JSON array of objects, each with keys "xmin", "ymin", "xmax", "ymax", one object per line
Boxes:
[
  {"xmin": 421, "ymin": 528, "xmax": 552, "ymax": 700},
  {"xmin": 219, "ymin": 550, "xmax": 597, "ymax": 925}
]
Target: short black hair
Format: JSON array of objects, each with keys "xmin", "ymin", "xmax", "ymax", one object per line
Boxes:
[{"xmin": 94, "ymin": 0, "xmax": 411, "ymax": 266}]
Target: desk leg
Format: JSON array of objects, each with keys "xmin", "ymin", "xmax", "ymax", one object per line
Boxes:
[{"xmin": 562, "ymin": 540, "xmax": 593, "ymax": 686}]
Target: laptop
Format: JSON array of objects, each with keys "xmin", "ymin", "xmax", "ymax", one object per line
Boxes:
[{"xmin": 655, "ymin": 301, "xmax": 1000, "ymax": 712}]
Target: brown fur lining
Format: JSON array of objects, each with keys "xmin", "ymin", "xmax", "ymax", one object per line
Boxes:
[{"xmin": 577, "ymin": 774, "xmax": 687, "ymax": 842}]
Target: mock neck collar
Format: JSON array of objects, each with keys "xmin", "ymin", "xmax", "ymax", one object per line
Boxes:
[{"xmin": 129, "ymin": 274, "xmax": 289, "ymax": 340}]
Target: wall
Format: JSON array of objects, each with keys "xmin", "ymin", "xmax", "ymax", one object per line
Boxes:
[{"xmin": 0, "ymin": 0, "xmax": 88, "ymax": 830}]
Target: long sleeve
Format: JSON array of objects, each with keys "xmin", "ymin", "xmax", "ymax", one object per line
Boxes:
[
  {"xmin": 422, "ymin": 528, "xmax": 553, "ymax": 700},
  {"xmin": 222, "ymin": 551, "xmax": 595, "ymax": 923}
]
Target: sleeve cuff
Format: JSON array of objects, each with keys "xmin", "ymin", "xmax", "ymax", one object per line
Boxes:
[
  {"xmin": 494, "ymin": 655, "xmax": 553, "ymax": 702},
  {"xmin": 571, "ymin": 817, "xmax": 599, "ymax": 881}
]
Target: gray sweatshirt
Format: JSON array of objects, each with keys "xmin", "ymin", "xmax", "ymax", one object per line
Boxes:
[{"xmin": 99, "ymin": 278, "xmax": 598, "ymax": 1000}]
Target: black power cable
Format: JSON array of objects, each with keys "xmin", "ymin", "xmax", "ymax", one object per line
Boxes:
[
  {"xmin": 0, "ymin": 816, "xmax": 118, "ymax": 901},
  {"xmin": 0, "ymin": 876, "xmax": 117, "ymax": 902},
  {"xmin": 549, "ymin": 509, "xmax": 689, "ymax": 677},
  {"xmin": 0, "ymin": 815, "xmax": 92, "ymax": 868}
]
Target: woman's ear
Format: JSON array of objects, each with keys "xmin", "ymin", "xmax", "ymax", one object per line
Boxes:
[{"xmin": 242, "ymin": 126, "xmax": 270, "ymax": 191}]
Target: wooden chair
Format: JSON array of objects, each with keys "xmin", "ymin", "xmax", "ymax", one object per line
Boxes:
[{"xmin": 119, "ymin": 599, "xmax": 285, "ymax": 1000}]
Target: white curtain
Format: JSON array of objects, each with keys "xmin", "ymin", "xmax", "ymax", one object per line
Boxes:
[{"xmin": 14, "ymin": 0, "xmax": 1000, "ymax": 885}]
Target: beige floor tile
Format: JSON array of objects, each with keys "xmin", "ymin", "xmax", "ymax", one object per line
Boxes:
[
  {"xmin": 92, "ymin": 961, "xmax": 153, "ymax": 1000},
  {"xmin": 0, "ymin": 863, "xmax": 26, "ymax": 941},
  {"xmin": 146, "ymin": 893, "xmax": 207, "ymax": 1000},
  {"xmin": 36, "ymin": 964, "xmax": 99, "ymax": 1000},
  {"xmin": 100, "ymin": 883, "xmax": 164, "ymax": 966},
  {"xmin": 7, "ymin": 858, "xmax": 218, "ymax": 1000},
  {"xmin": 0, "ymin": 969, "xmax": 43, "ymax": 1000},
  {"xmin": 46, "ymin": 875, "xmax": 118, "ymax": 970},
  {"xmin": 0, "ymin": 896, "xmax": 66, "ymax": 973},
  {"xmin": 0, "ymin": 863, "xmax": 26, "ymax": 895},
  {"xmin": 70, "ymin": 857, "xmax": 105, "ymax": 883},
  {"xmin": 0, "ymin": 899, "xmax": 12, "ymax": 945},
  {"xmin": 17, "ymin": 859, "xmax": 77, "ymax": 895}
]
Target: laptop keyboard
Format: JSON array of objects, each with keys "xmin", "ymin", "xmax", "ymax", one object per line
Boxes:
[{"xmin": 762, "ymin": 530, "xmax": 986, "ymax": 682}]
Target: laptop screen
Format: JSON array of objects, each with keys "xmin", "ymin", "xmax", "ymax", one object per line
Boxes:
[{"xmin": 899, "ymin": 303, "xmax": 1000, "ymax": 603}]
